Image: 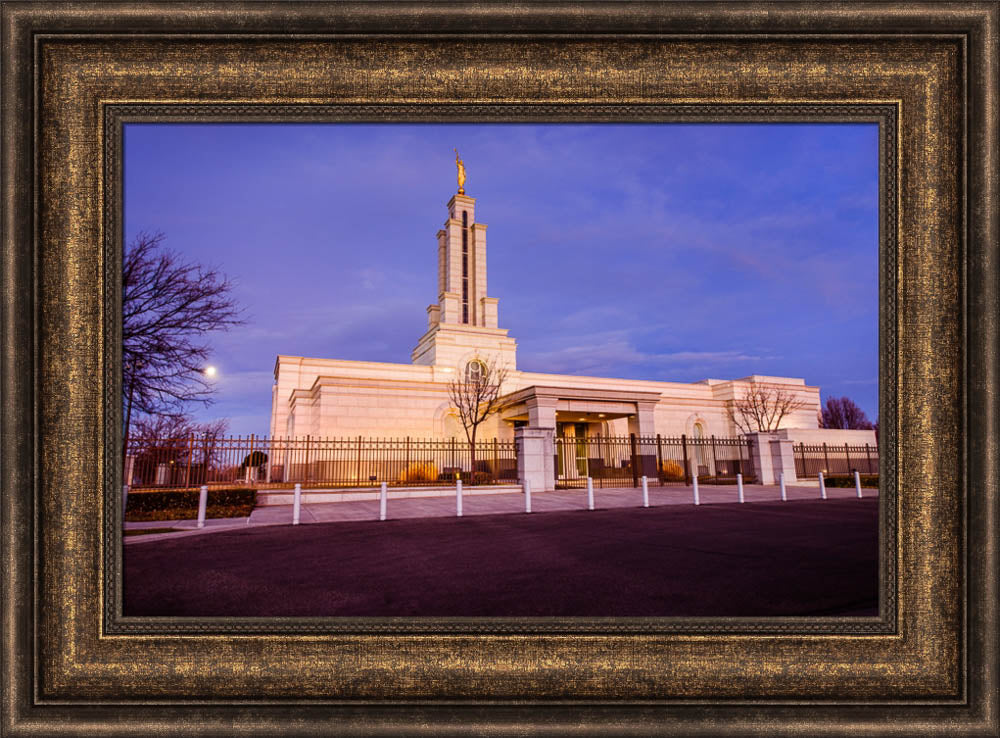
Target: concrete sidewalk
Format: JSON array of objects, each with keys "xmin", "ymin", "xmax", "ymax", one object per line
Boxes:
[{"xmin": 123, "ymin": 482, "xmax": 876, "ymax": 544}]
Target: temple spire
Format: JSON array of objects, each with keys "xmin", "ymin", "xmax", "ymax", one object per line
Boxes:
[{"xmin": 454, "ymin": 148, "xmax": 466, "ymax": 195}]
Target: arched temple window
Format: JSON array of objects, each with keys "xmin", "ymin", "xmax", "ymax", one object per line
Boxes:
[
  {"xmin": 693, "ymin": 421, "xmax": 709, "ymax": 472},
  {"xmin": 465, "ymin": 359, "xmax": 486, "ymax": 383}
]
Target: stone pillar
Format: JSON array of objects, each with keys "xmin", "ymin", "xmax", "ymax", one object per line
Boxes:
[
  {"xmin": 747, "ymin": 432, "xmax": 776, "ymax": 485},
  {"xmin": 480, "ymin": 296, "xmax": 499, "ymax": 330},
  {"xmin": 746, "ymin": 432, "xmax": 798, "ymax": 485},
  {"xmin": 426, "ymin": 304, "xmax": 441, "ymax": 328},
  {"xmin": 526, "ymin": 397, "xmax": 558, "ymax": 429},
  {"xmin": 627, "ymin": 401, "xmax": 658, "ymax": 478},
  {"xmin": 440, "ymin": 291, "xmax": 462, "ymax": 325},
  {"xmin": 515, "ymin": 427, "xmax": 555, "ymax": 493},
  {"xmin": 770, "ymin": 437, "xmax": 798, "ymax": 485}
]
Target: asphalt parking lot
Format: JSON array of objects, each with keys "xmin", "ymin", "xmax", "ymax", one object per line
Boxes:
[{"xmin": 124, "ymin": 496, "xmax": 879, "ymax": 618}]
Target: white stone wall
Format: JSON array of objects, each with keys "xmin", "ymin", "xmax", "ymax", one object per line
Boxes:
[
  {"xmin": 411, "ymin": 323, "xmax": 517, "ymax": 370},
  {"xmin": 273, "ymin": 356, "xmax": 825, "ymax": 443}
]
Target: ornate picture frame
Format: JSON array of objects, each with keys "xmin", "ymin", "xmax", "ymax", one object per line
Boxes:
[{"xmin": 2, "ymin": 3, "xmax": 996, "ymax": 735}]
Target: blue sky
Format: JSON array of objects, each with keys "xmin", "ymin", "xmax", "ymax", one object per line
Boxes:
[{"xmin": 124, "ymin": 123, "xmax": 879, "ymax": 436}]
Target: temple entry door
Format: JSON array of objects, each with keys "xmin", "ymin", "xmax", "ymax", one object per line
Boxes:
[{"xmin": 557, "ymin": 422, "xmax": 589, "ymax": 479}]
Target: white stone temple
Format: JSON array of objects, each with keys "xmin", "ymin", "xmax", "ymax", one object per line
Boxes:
[{"xmin": 270, "ymin": 169, "xmax": 874, "ymax": 475}]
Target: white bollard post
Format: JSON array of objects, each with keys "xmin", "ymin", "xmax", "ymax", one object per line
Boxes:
[
  {"xmin": 780, "ymin": 472, "xmax": 787, "ymax": 502},
  {"xmin": 524, "ymin": 478, "xmax": 532, "ymax": 513},
  {"xmin": 197, "ymin": 484, "xmax": 208, "ymax": 528},
  {"xmin": 641, "ymin": 475, "xmax": 649, "ymax": 508},
  {"xmin": 456, "ymin": 479, "xmax": 463, "ymax": 517},
  {"xmin": 854, "ymin": 470, "xmax": 863, "ymax": 499},
  {"xmin": 693, "ymin": 474, "xmax": 700, "ymax": 506},
  {"xmin": 819, "ymin": 471, "xmax": 827, "ymax": 500},
  {"xmin": 587, "ymin": 476, "xmax": 594, "ymax": 511},
  {"xmin": 292, "ymin": 482, "xmax": 301, "ymax": 525},
  {"xmin": 737, "ymin": 473, "xmax": 744, "ymax": 503},
  {"xmin": 379, "ymin": 481, "xmax": 387, "ymax": 521}
]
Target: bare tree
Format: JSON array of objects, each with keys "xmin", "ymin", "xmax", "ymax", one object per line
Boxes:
[
  {"xmin": 122, "ymin": 232, "xmax": 243, "ymax": 458},
  {"xmin": 446, "ymin": 357, "xmax": 509, "ymax": 482},
  {"xmin": 132, "ymin": 413, "xmax": 200, "ymax": 442},
  {"xmin": 726, "ymin": 385, "xmax": 810, "ymax": 434},
  {"xmin": 128, "ymin": 414, "xmax": 230, "ymax": 487},
  {"xmin": 820, "ymin": 396, "xmax": 874, "ymax": 430}
]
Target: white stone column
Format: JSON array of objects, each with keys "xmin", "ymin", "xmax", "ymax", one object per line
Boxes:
[
  {"xmin": 627, "ymin": 401, "xmax": 658, "ymax": 478},
  {"xmin": 747, "ymin": 432, "xmax": 776, "ymax": 485},
  {"xmin": 525, "ymin": 397, "xmax": 558, "ymax": 429},
  {"xmin": 626, "ymin": 401, "xmax": 657, "ymax": 437},
  {"xmin": 515, "ymin": 427, "xmax": 555, "ymax": 493},
  {"xmin": 480, "ymin": 296, "xmax": 499, "ymax": 330},
  {"xmin": 440, "ymin": 291, "xmax": 462, "ymax": 325}
]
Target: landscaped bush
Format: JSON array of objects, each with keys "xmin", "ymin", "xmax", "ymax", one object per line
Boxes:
[
  {"xmin": 399, "ymin": 461, "xmax": 438, "ymax": 483},
  {"xmin": 472, "ymin": 471, "xmax": 492, "ymax": 485},
  {"xmin": 660, "ymin": 459, "xmax": 685, "ymax": 482},
  {"xmin": 823, "ymin": 475, "xmax": 879, "ymax": 488},
  {"xmin": 125, "ymin": 487, "xmax": 256, "ymax": 522}
]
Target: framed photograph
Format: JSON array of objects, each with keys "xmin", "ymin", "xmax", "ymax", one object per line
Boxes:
[
  {"xmin": 119, "ymin": 120, "xmax": 883, "ymax": 622},
  {"xmin": 2, "ymin": 2, "xmax": 996, "ymax": 736}
]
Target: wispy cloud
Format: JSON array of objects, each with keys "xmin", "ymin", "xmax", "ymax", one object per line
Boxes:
[{"xmin": 519, "ymin": 328, "xmax": 775, "ymax": 381}]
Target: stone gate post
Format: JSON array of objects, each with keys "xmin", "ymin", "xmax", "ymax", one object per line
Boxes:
[
  {"xmin": 746, "ymin": 432, "xmax": 799, "ymax": 486},
  {"xmin": 515, "ymin": 427, "xmax": 555, "ymax": 493}
]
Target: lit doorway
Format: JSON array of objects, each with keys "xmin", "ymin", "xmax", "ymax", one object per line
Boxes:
[{"xmin": 557, "ymin": 422, "xmax": 589, "ymax": 478}]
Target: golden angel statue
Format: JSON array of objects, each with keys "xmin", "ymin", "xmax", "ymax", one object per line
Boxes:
[{"xmin": 454, "ymin": 148, "xmax": 466, "ymax": 194}]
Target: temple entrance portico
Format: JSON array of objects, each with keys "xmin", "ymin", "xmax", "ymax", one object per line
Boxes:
[{"xmin": 503, "ymin": 386, "xmax": 662, "ymax": 491}]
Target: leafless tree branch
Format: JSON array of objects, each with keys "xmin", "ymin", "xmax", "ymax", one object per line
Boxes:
[
  {"xmin": 446, "ymin": 357, "xmax": 509, "ymax": 481},
  {"xmin": 123, "ymin": 231, "xmax": 244, "ymax": 422},
  {"xmin": 726, "ymin": 385, "xmax": 810, "ymax": 434}
]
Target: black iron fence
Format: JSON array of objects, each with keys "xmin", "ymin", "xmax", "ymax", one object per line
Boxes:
[
  {"xmin": 125, "ymin": 435, "xmax": 519, "ymax": 490},
  {"xmin": 554, "ymin": 434, "xmax": 757, "ymax": 489},
  {"xmin": 125, "ymin": 434, "xmax": 877, "ymax": 491},
  {"xmin": 793, "ymin": 442, "xmax": 879, "ymax": 478}
]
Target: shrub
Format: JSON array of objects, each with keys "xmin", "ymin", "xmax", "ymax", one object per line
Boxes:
[
  {"xmin": 472, "ymin": 471, "xmax": 491, "ymax": 485},
  {"xmin": 125, "ymin": 487, "xmax": 256, "ymax": 522},
  {"xmin": 240, "ymin": 450, "xmax": 268, "ymax": 470},
  {"xmin": 823, "ymin": 474, "xmax": 879, "ymax": 488},
  {"xmin": 399, "ymin": 461, "xmax": 438, "ymax": 483},
  {"xmin": 660, "ymin": 459, "xmax": 685, "ymax": 482}
]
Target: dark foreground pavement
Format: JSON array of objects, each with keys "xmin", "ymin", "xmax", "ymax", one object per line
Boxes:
[{"xmin": 123, "ymin": 498, "xmax": 879, "ymax": 617}]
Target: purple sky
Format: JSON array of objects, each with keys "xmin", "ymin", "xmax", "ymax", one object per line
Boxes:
[{"xmin": 124, "ymin": 123, "xmax": 879, "ymax": 436}]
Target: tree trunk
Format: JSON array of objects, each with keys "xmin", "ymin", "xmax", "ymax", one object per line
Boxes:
[
  {"xmin": 469, "ymin": 427, "xmax": 477, "ymax": 485},
  {"xmin": 122, "ymin": 379, "xmax": 135, "ymax": 479}
]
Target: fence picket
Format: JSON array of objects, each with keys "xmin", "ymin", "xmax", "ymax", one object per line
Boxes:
[{"xmin": 790, "ymin": 442, "xmax": 880, "ymax": 479}]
